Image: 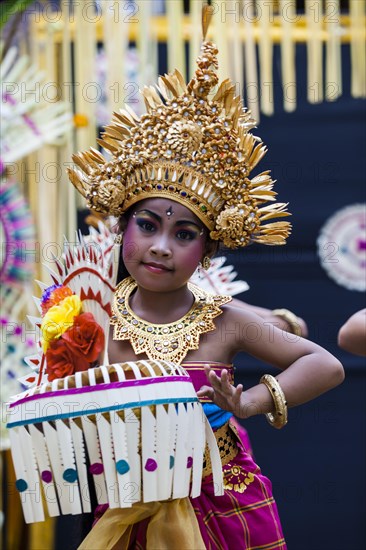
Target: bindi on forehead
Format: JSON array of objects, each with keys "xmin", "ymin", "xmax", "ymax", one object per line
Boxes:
[
  {"xmin": 133, "ymin": 208, "xmax": 205, "ymax": 234},
  {"xmin": 134, "ymin": 207, "xmax": 195, "ymax": 223}
]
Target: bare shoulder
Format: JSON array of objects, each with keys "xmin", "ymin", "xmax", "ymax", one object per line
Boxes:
[
  {"xmin": 220, "ymin": 301, "xmax": 267, "ymax": 325},
  {"xmin": 219, "ymin": 301, "xmax": 334, "ymax": 368},
  {"xmin": 217, "ymin": 302, "xmax": 270, "ymax": 354}
]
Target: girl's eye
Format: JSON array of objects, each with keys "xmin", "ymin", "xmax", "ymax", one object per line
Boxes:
[
  {"xmin": 176, "ymin": 230, "xmax": 196, "ymax": 241},
  {"xmin": 136, "ymin": 219, "xmax": 156, "ymax": 232}
]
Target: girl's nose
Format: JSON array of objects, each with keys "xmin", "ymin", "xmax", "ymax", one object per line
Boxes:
[{"xmin": 149, "ymin": 235, "xmax": 172, "ymax": 258}]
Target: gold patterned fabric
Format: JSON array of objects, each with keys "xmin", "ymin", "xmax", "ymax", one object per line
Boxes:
[{"xmin": 202, "ymin": 422, "xmax": 238, "ymax": 477}]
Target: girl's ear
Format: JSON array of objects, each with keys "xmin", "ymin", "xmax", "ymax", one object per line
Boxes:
[
  {"xmin": 204, "ymin": 238, "xmax": 219, "ymax": 260},
  {"xmin": 116, "ymin": 214, "xmax": 128, "ymax": 234}
]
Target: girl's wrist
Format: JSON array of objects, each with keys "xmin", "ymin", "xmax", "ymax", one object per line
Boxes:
[{"xmin": 238, "ymin": 384, "xmax": 276, "ymax": 419}]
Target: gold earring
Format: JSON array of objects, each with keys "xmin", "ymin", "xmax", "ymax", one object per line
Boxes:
[
  {"xmin": 114, "ymin": 234, "xmax": 123, "ymax": 245},
  {"xmin": 202, "ymin": 256, "xmax": 211, "ymax": 270}
]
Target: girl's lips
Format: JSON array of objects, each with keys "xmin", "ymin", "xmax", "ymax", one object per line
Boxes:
[{"xmin": 143, "ymin": 263, "xmax": 172, "ymax": 274}]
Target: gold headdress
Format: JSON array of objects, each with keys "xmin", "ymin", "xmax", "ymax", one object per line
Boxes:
[{"xmin": 68, "ymin": 7, "xmax": 291, "ymax": 248}]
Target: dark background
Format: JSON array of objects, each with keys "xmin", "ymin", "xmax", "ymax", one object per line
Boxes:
[{"xmin": 228, "ymin": 44, "xmax": 366, "ymax": 550}]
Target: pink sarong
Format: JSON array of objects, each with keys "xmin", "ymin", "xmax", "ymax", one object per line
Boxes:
[
  {"xmin": 191, "ymin": 422, "xmax": 286, "ymax": 549},
  {"xmin": 123, "ymin": 421, "xmax": 286, "ymax": 549}
]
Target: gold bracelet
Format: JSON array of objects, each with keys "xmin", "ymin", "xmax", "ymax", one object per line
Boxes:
[
  {"xmin": 271, "ymin": 308, "xmax": 302, "ymax": 336},
  {"xmin": 260, "ymin": 374, "xmax": 288, "ymax": 429}
]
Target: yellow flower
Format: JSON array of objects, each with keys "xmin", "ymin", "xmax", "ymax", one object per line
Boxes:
[{"xmin": 41, "ymin": 295, "xmax": 82, "ymax": 352}]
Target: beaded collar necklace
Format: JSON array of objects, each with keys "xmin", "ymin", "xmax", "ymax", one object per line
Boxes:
[{"xmin": 111, "ymin": 276, "xmax": 231, "ymax": 364}]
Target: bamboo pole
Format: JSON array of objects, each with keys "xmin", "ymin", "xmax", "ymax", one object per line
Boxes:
[
  {"xmin": 212, "ymin": 0, "xmax": 230, "ymax": 87},
  {"xmin": 103, "ymin": 0, "xmax": 130, "ymax": 118},
  {"xmin": 26, "ymin": 21, "xmax": 41, "ymax": 285},
  {"xmin": 243, "ymin": 0, "xmax": 260, "ymax": 121},
  {"xmin": 227, "ymin": 0, "xmax": 244, "ymax": 101},
  {"xmin": 305, "ymin": 0, "xmax": 324, "ymax": 103},
  {"xmin": 30, "ymin": 20, "xmax": 58, "ymax": 281},
  {"xmin": 350, "ymin": 0, "xmax": 366, "ymax": 98},
  {"xmin": 60, "ymin": 0, "xmax": 76, "ymax": 241},
  {"xmin": 73, "ymin": 1, "xmax": 97, "ymax": 152},
  {"xmin": 189, "ymin": 0, "xmax": 202, "ymax": 79},
  {"xmin": 137, "ymin": 0, "xmax": 150, "ymax": 85},
  {"xmin": 280, "ymin": 0, "xmax": 296, "ymax": 112},
  {"xmin": 136, "ymin": 0, "xmax": 155, "ymax": 112},
  {"xmin": 256, "ymin": 0, "xmax": 274, "ymax": 115},
  {"xmin": 325, "ymin": 0, "xmax": 342, "ymax": 101},
  {"xmin": 28, "ymin": 13, "xmax": 365, "ymax": 45},
  {"xmin": 150, "ymin": 4, "xmax": 159, "ymax": 87},
  {"xmin": 166, "ymin": 0, "xmax": 185, "ymax": 76}
]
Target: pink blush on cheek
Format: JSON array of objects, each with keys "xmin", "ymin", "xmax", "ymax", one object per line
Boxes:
[
  {"xmin": 183, "ymin": 240, "xmax": 205, "ymax": 272},
  {"xmin": 122, "ymin": 223, "xmax": 140, "ymax": 262}
]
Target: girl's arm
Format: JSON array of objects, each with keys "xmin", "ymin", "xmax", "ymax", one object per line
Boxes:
[
  {"xmin": 337, "ymin": 309, "xmax": 366, "ymax": 356},
  {"xmin": 230, "ymin": 297, "xmax": 308, "ymax": 337},
  {"xmin": 198, "ymin": 306, "xmax": 344, "ymax": 419}
]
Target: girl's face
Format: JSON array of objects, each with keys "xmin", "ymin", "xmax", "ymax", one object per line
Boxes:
[{"xmin": 122, "ymin": 198, "xmax": 207, "ymax": 292}]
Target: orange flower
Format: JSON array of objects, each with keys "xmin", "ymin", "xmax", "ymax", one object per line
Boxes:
[{"xmin": 41, "ymin": 286, "xmax": 73, "ymax": 315}]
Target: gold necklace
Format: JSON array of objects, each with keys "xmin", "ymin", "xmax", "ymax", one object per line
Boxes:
[{"xmin": 111, "ymin": 276, "xmax": 231, "ymax": 364}]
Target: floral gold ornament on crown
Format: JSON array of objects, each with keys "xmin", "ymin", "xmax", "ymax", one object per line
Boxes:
[{"xmin": 68, "ymin": 5, "xmax": 291, "ymax": 249}]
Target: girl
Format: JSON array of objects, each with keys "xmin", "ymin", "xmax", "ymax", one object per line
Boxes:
[
  {"xmin": 74, "ymin": 197, "xmax": 343, "ymax": 550},
  {"xmin": 69, "ymin": 17, "xmax": 344, "ymax": 549}
]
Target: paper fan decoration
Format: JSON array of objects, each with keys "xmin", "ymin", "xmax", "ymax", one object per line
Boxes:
[
  {"xmin": 0, "ymin": 318, "xmax": 37, "ymax": 450},
  {"xmin": 7, "ymin": 360, "xmax": 223, "ymax": 523},
  {"xmin": 19, "ymin": 228, "xmax": 116, "ymax": 388},
  {"xmin": 0, "ymin": 178, "xmax": 36, "ymax": 286},
  {"xmin": 190, "ymin": 256, "xmax": 249, "ymax": 296},
  {"xmin": 0, "ymin": 46, "xmax": 72, "ymax": 168},
  {"xmin": 5, "ymin": 224, "xmax": 115, "ymax": 394},
  {"xmin": 0, "ymin": 179, "xmax": 37, "ymax": 451},
  {"xmin": 318, "ymin": 204, "xmax": 366, "ymax": 291}
]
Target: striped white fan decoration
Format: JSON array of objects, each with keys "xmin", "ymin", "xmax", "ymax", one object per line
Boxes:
[
  {"xmin": 190, "ymin": 256, "xmax": 249, "ymax": 296},
  {"xmin": 6, "ymin": 360, "xmax": 223, "ymax": 523},
  {"xmin": 20, "ymin": 226, "xmax": 116, "ymax": 388},
  {"xmin": 0, "ymin": 45, "xmax": 72, "ymax": 166}
]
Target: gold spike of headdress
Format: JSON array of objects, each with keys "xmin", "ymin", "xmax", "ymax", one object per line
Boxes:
[{"xmin": 68, "ymin": 5, "xmax": 291, "ymax": 248}]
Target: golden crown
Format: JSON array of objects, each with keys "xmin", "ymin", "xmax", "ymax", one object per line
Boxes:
[{"xmin": 68, "ymin": 8, "xmax": 291, "ymax": 249}]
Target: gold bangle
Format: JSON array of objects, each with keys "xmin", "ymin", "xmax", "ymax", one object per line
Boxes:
[
  {"xmin": 260, "ymin": 374, "xmax": 288, "ymax": 429},
  {"xmin": 271, "ymin": 308, "xmax": 302, "ymax": 337}
]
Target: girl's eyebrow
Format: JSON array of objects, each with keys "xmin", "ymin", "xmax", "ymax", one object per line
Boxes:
[
  {"xmin": 175, "ymin": 220, "xmax": 202, "ymax": 230},
  {"xmin": 135, "ymin": 209, "xmax": 202, "ymax": 230},
  {"xmin": 135, "ymin": 209, "xmax": 160, "ymax": 221}
]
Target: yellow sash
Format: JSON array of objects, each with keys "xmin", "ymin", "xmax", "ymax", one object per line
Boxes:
[{"xmin": 78, "ymin": 498, "xmax": 205, "ymax": 550}]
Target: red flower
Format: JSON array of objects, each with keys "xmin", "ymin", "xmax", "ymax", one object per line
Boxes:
[
  {"xmin": 45, "ymin": 339, "xmax": 89, "ymax": 381},
  {"xmin": 62, "ymin": 312, "xmax": 105, "ymax": 362}
]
